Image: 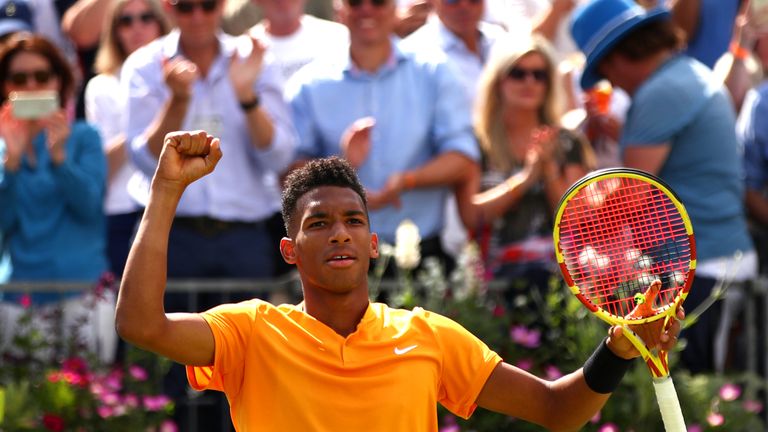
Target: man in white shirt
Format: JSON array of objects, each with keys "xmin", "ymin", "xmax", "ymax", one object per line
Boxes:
[{"xmin": 249, "ymin": 0, "xmax": 349, "ymax": 83}]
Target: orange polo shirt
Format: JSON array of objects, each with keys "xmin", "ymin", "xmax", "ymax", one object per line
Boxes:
[{"xmin": 187, "ymin": 300, "xmax": 502, "ymax": 431}]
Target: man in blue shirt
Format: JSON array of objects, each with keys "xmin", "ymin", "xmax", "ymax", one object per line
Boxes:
[
  {"xmin": 572, "ymin": 0, "xmax": 757, "ymax": 374},
  {"xmin": 285, "ymin": 0, "xmax": 480, "ymax": 274}
]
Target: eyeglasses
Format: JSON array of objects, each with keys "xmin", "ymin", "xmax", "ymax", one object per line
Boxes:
[
  {"xmin": 443, "ymin": 0, "xmax": 483, "ymax": 5},
  {"xmin": 6, "ymin": 69, "xmax": 54, "ymax": 86},
  {"xmin": 346, "ymin": 0, "xmax": 388, "ymax": 8},
  {"xmin": 506, "ymin": 67, "xmax": 548, "ymax": 83},
  {"xmin": 170, "ymin": 0, "xmax": 217, "ymax": 14},
  {"xmin": 117, "ymin": 12, "xmax": 156, "ymax": 27}
]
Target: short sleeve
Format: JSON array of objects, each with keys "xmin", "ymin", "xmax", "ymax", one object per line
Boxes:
[
  {"xmin": 427, "ymin": 311, "xmax": 502, "ymax": 419},
  {"xmin": 621, "ymin": 57, "xmax": 712, "ymax": 146},
  {"xmin": 186, "ymin": 301, "xmax": 261, "ymax": 399}
]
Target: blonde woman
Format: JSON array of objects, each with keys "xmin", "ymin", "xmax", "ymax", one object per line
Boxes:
[
  {"xmin": 458, "ymin": 35, "xmax": 595, "ymax": 290},
  {"xmin": 84, "ymin": 0, "xmax": 169, "ymax": 277}
]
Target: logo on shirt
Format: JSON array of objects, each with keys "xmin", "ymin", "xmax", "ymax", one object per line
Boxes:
[{"xmin": 394, "ymin": 345, "xmax": 418, "ymax": 355}]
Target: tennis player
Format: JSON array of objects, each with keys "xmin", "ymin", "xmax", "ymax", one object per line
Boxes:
[{"xmin": 116, "ymin": 130, "xmax": 683, "ymax": 431}]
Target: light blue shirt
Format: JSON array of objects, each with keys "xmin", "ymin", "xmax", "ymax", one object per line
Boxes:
[
  {"xmin": 285, "ymin": 41, "xmax": 479, "ymax": 242},
  {"xmin": 620, "ymin": 55, "xmax": 753, "ymax": 261},
  {"xmin": 401, "ymin": 16, "xmax": 505, "ymax": 103},
  {"xmin": 123, "ymin": 30, "xmax": 297, "ymax": 222}
]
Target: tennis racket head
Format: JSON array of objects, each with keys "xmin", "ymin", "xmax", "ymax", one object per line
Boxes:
[{"xmin": 553, "ymin": 168, "xmax": 696, "ymax": 326}]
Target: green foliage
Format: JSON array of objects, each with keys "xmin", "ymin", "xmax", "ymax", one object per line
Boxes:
[{"xmin": 0, "ymin": 284, "xmax": 175, "ymax": 431}]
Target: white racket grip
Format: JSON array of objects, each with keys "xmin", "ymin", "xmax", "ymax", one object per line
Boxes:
[{"xmin": 652, "ymin": 376, "xmax": 686, "ymax": 432}]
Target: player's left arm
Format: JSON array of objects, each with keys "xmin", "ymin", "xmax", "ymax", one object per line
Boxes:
[{"xmin": 475, "ymin": 312, "xmax": 683, "ymax": 431}]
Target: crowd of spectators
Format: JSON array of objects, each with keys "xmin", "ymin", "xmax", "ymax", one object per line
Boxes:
[{"xmin": 1, "ymin": 0, "xmax": 766, "ymax": 429}]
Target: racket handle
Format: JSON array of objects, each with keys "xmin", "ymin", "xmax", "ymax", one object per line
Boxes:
[{"xmin": 652, "ymin": 376, "xmax": 686, "ymax": 432}]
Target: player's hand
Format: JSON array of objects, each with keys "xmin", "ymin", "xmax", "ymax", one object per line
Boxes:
[
  {"xmin": 606, "ymin": 281, "xmax": 685, "ymax": 359},
  {"xmin": 340, "ymin": 117, "xmax": 374, "ymax": 168},
  {"xmin": 154, "ymin": 130, "xmax": 222, "ymax": 190}
]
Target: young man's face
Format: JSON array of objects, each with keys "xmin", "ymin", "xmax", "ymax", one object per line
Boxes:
[{"xmin": 282, "ymin": 186, "xmax": 378, "ymax": 294}]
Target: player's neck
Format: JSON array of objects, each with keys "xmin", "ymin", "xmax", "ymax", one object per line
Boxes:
[{"xmin": 302, "ymin": 289, "xmax": 370, "ymax": 337}]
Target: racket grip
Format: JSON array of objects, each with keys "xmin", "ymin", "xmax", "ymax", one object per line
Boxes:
[{"xmin": 652, "ymin": 376, "xmax": 686, "ymax": 432}]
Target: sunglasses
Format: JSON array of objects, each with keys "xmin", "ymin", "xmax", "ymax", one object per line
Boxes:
[
  {"xmin": 117, "ymin": 12, "xmax": 156, "ymax": 27},
  {"xmin": 506, "ymin": 67, "xmax": 548, "ymax": 83},
  {"xmin": 171, "ymin": 0, "xmax": 217, "ymax": 14},
  {"xmin": 6, "ymin": 69, "xmax": 54, "ymax": 86},
  {"xmin": 346, "ymin": 0, "xmax": 388, "ymax": 8}
]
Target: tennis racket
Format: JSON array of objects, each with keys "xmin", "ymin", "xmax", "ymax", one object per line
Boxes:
[{"xmin": 553, "ymin": 168, "xmax": 695, "ymax": 432}]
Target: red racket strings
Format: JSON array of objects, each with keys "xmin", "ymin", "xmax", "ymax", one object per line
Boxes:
[{"xmin": 558, "ymin": 176, "xmax": 692, "ymax": 319}]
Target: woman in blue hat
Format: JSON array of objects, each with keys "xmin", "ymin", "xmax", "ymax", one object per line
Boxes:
[{"xmin": 571, "ymin": 0, "xmax": 758, "ymax": 374}]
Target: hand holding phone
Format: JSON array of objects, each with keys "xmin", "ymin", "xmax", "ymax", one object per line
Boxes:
[{"xmin": 8, "ymin": 90, "xmax": 60, "ymax": 119}]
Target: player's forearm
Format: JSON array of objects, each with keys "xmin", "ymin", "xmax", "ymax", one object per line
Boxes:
[
  {"xmin": 544, "ymin": 370, "xmax": 612, "ymax": 431},
  {"xmin": 115, "ymin": 181, "xmax": 183, "ymax": 346}
]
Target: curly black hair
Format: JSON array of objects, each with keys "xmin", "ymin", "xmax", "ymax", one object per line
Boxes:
[{"xmin": 281, "ymin": 157, "xmax": 368, "ymax": 236}]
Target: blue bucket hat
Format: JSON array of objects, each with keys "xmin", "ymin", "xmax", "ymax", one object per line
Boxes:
[
  {"xmin": 0, "ymin": 0, "xmax": 33, "ymax": 38},
  {"xmin": 571, "ymin": 0, "xmax": 670, "ymax": 90}
]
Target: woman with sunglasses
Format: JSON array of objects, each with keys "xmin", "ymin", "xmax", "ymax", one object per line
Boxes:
[
  {"xmin": 0, "ymin": 33, "xmax": 109, "ymax": 354},
  {"xmin": 85, "ymin": 0, "xmax": 170, "ymax": 278},
  {"xmin": 457, "ymin": 35, "xmax": 595, "ymax": 299}
]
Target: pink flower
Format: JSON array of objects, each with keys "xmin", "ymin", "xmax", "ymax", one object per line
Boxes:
[
  {"xmin": 105, "ymin": 370, "xmax": 123, "ymax": 391},
  {"xmin": 718, "ymin": 383, "xmax": 741, "ymax": 401},
  {"xmin": 597, "ymin": 423, "xmax": 619, "ymax": 432},
  {"xmin": 439, "ymin": 415, "xmax": 460, "ymax": 432},
  {"xmin": 144, "ymin": 395, "xmax": 172, "ymax": 411},
  {"xmin": 129, "ymin": 365, "xmax": 148, "ymax": 381},
  {"xmin": 515, "ymin": 358, "xmax": 533, "ymax": 371},
  {"xmin": 100, "ymin": 392, "xmax": 120, "ymax": 406},
  {"xmin": 544, "ymin": 365, "xmax": 562, "ymax": 380},
  {"xmin": 510, "ymin": 326, "xmax": 541, "ymax": 348},
  {"xmin": 687, "ymin": 424, "xmax": 703, "ymax": 432},
  {"xmin": 123, "ymin": 394, "xmax": 140, "ymax": 408},
  {"xmin": 20, "ymin": 294, "xmax": 31, "ymax": 309},
  {"xmin": 707, "ymin": 412, "xmax": 724, "ymax": 427},
  {"xmin": 590, "ymin": 411, "xmax": 601, "ymax": 423},
  {"xmin": 743, "ymin": 399, "xmax": 763, "ymax": 413},
  {"xmin": 97, "ymin": 405, "xmax": 114, "ymax": 418},
  {"xmin": 159, "ymin": 420, "xmax": 179, "ymax": 432}
]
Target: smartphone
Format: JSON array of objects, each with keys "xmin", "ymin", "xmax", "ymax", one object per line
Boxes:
[{"xmin": 8, "ymin": 90, "xmax": 60, "ymax": 119}]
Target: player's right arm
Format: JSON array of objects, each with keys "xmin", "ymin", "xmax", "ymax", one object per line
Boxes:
[{"xmin": 115, "ymin": 130, "xmax": 222, "ymax": 366}]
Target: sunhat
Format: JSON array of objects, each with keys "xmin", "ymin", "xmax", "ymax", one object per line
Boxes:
[
  {"xmin": 0, "ymin": 0, "xmax": 33, "ymax": 38},
  {"xmin": 571, "ymin": 0, "xmax": 670, "ymax": 90}
]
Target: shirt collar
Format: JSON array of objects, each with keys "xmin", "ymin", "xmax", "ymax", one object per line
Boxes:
[
  {"xmin": 342, "ymin": 37, "xmax": 408, "ymax": 78},
  {"xmin": 161, "ymin": 28, "xmax": 237, "ymax": 60}
]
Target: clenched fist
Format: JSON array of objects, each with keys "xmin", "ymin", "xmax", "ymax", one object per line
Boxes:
[{"xmin": 154, "ymin": 130, "xmax": 222, "ymax": 190}]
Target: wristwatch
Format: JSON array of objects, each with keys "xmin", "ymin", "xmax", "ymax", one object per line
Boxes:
[{"xmin": 239, "ymin": 95, "xmax": 260, "ymax": 112}]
